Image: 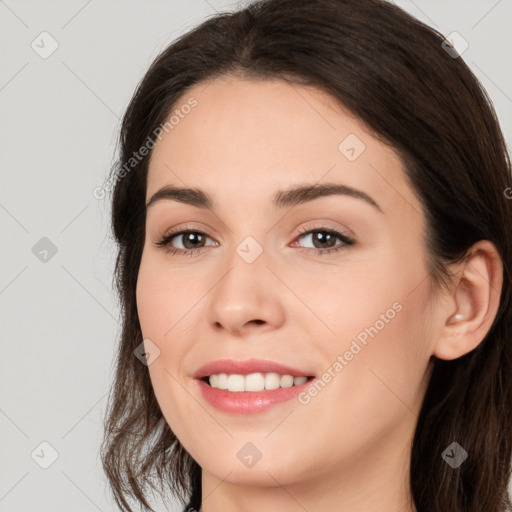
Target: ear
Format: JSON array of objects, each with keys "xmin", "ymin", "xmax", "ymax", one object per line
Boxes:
[{"xmin": 432, "ymin": 240, "xmax": 503, "ymax": 360}]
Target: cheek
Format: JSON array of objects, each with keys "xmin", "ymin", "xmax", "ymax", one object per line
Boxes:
[
  {"xmin": 292, "ymin": 286, "xmax": 432, "ymax": 475},
  {"xmin": 136, "ymin": 252, "xmax": 190, "ymax": 340},
  {"xmin": 307, "ymin": 249, "xmax": 433, "ymax": 411},
  {"xmin": 136, "ymin": 256, "xmax": 203, "ymax": 451},
  {"xmin": 326, "ymin": 272, "xmax": 433, "ymax": 423}
]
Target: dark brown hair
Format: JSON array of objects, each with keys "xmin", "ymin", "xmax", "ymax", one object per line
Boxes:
[{"xmin": 100, "ymin": 1, "xmax": 512, "ymax": 511}]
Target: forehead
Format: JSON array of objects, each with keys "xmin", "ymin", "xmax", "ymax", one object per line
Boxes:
[{"xmin": 146, "ymin": 76, "xmax": 421, "ymax": 218}]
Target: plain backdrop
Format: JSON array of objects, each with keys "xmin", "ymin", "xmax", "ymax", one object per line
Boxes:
[{"xmin": 1, "ymin": 1, "xmax": 511, "ymax": 511}]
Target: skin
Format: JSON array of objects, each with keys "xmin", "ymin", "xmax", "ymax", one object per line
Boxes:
[{"xmin": 136, "ymin": 76, "xmax": 503, "ymax": 512}]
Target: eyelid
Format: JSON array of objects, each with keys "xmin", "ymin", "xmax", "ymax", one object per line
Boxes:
[
  {"xmin": 158, "ymin": 222, "xmax": 220, "ymax": 241},
  {"xmin": 156, "ymin": 221, "xmax": 351, "ymax": 243},
  {"xmin": 293, "ymin": 221, "xmax": 354, "ymax": 240}
]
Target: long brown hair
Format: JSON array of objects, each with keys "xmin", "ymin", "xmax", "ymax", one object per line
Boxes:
[{"xmin": 100, "ymin": 1, "xmax": 512, "ymax": 510}]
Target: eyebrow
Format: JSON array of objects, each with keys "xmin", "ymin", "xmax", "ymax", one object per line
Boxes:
[{"xmin": 145, "ymin": 182, "xmax": 383, "ymax": 213}]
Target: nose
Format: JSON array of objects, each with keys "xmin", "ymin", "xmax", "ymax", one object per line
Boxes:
[{"xmin": 206, "ymin": 244, "xmax": 286, "ymax": 336}]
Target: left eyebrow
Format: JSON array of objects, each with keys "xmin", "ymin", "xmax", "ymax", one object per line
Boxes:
[
  {"xmin": 145, "ymin": 182, "xmax": 383, "ymax": 213},
  {"xmin": 273, "ymin": 182, "xmax": 383, "ymax": 213}
]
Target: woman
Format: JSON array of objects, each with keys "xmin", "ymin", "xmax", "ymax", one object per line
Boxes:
[{"xmin": 100, "ymin": 0, "xmax": 512, "ymax": 511}]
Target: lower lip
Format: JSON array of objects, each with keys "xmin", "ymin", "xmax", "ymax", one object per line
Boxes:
[{"xmin": 195, "ymin": 378, "xmax": 314, "ymax": 414}]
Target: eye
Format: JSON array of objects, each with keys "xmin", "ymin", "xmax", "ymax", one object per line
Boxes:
[
  {"xmin": 155, "ymin": 227, "xmax": 216, "ymax": 257},
  {"xmin": 291, "ymin": 225, "xmax": 355, "ymax": 256},
  {"xmin": 154, "ymin": 224, "xmax": 355, "ymax": 257}
]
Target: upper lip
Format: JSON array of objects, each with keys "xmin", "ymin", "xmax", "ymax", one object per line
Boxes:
[{"xmin": 193, "ymin": 358, "xmax": 315, "ymax": 379}]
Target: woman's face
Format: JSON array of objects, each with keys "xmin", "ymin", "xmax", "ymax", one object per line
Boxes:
[{"xmin": 136, "ymin": 76, "xmax": 439, "ymax": 490}]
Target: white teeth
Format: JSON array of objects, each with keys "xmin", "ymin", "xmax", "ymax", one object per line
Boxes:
[
  {"xmin": 217, "ymin": 373, "xmax": 228, "ymax": 390},
  {"xmin": 280, "ymin": 375, "xmax": 294, "ymax": 388},
  {"xmin": 207, "ymin": 372, "xmax": 310, "ymax": 391},
  {"xmin": 245, "ymin": 372, "xmax": 265, "ymax": 391},
  {"xmin": 227, "ymin": 374, "xmax": 245, "ymax": 392},
  {"xmin": 264, "ymin": 372, "xmax": 281, "ymax": 390}
]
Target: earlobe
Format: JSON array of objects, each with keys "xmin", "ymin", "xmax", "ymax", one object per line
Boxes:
[{"xmin": 432, "ymin": 240, "xmax": 503, "ymax": 361}]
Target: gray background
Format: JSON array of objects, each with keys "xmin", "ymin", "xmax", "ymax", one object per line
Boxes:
[{"xmin": 1, "ymin": 1, "xmax": 511, "ymax": 511}]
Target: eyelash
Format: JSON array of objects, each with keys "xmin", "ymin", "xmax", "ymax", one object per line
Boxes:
[{"xmin": 155, "ymin": 224, "xmax": 355, "ymax": 258}]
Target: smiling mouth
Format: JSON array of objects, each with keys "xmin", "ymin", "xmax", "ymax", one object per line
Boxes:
[{"xmin": 201, "ymin": 372, "xmax": 315, "ymax": 392}]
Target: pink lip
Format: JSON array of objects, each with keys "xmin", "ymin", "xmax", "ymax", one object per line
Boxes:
[
  {"xmin": 192, "ymin": 358, "xmax": 316, "ymax": 414},
  {"xmin": 195, "ymin": 379, "xmax": 314, "ymax": 414},
  {"xmin": 193, "ymin": 358, "xmax": 314, "ymax": 379}
]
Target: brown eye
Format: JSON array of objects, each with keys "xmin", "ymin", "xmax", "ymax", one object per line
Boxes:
[
  {"xmin": 155, "ymin": 229, "xmax": 216, "ymax": 256},
  {"xmin": 293, "ymin": 226, "xmax": 355, "ymax": 256}
]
